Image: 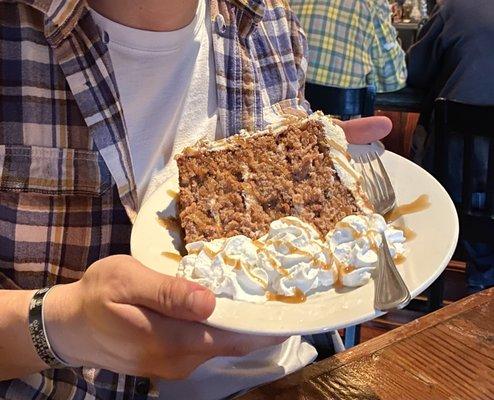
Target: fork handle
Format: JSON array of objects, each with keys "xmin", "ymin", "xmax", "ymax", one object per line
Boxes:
[
  {"xmin": 374, "ymin": 266, "xmax": 411, "ymax": 311},
  {"xmin": 374, "ymin": 238, "xmax": 411, "ymax": 311}
]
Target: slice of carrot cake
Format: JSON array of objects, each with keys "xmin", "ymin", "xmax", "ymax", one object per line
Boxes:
[{"xmin": 176, "ymin": 111, "xmax": 372, "ymax": 245}]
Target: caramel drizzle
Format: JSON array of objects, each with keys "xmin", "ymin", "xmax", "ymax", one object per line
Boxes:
[
  {"xmin": 332, "ymin": 229, "xmax": 382, "ymax": 275},
  {"xmin": 161, "ymin": 252, "xmax": 182, "ymax": 262},
  {"xmin": 253, "ymin": 240, "xmax": 265, "ymax": 249},
  {"xmin": 385, "ymin": 194, "xmax": 430, "ymax": 223},
  {"xmin": 335, "ymin": 221, "xmax": 363, "ymax": 239},
  {"xmin": 320, "ymin": 249, "xmax": 333, "ymax": 270},
  {"xmin": 191, "ymin": 243, "xmax": 269, "ymax": 288},
  {"xmin": 261, "ymin": 250, "xmax": 290, "ymax": 277},
  {"xmin": 396, "ymin": 226, "xmax": 417, "ymax": 241},
  {"xmin": 335, "ymin": 222, "xmax": 381, "ymax": 245},
  {"xmin": 332, "ymin": 157, "xmax": 361, "ymax": 181},
  {"xmin": 370, "ymin": 241, "xmax": 379, "ymax": 253},
  {"xmin": 228, "ymin": 257, "xmax": 268, "ymax": 289},
  {"xmin": 333, "ymin": 256, "xmax": 346, "ymax": 276},
  {"xmin": 333, "ymin": 278, "xmax": 344, "ymax": 289},
  {"xmin": 331, "ymin": 254, "xmax": 350, "ymax": 288},
  {"xmin": 157, "ymin": 216, "xmax": 181, "ymax": 231},
  {"xmin": 266, "ymin": 288, "xmax": 307, "ymax": 304},
  {"xmin": 362, "ymin": 195, "xmax": 375, "ymax": 212},
  {"xmin": 277, "ymin": 217, "xmax": 320, "ymax": 237},
  {"xmin": 166, "ymin": 189, "xmax": 179, "ymax": 199},
  {"xmin": 335, "ymin": 219, "xmax": 412, "ymax": 264},
  {"xmin": 186, "ymin": 220, "xmax": 413, "ymax": 299},
  {"xmin": 222, "ymin": 253, "xmax": 241, "ymax": 269},
  {"xmin": 327, "ymin": 139, "xmax": 351, "ymax": 160},
  {"xmin": 313, "ymin": 258, "xmax": 330, "ymax": 270},
  {"xmin": 264, "ymin": 238, "xmax": 332, "ymax": 271},
  {"xmin": 202, "ymin": 246, "xmax": 219, "ymax": 259},
  {"xmin": 279, "ymin": 241, "xmax": 313, "ymax": 257},
  {"xmin": 394, "ymin": 254, "xmax": 407, "ymax": 265}
]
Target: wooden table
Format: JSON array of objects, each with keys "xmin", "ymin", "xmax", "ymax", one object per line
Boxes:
[{"xmin": 238, "ymin": 288, "xmax": 494, "ymax": 400}]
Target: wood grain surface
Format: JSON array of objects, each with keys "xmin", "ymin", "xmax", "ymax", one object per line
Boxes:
[
  {"xmin": 376, "ymin": 110, "xmax": 419, "ymax": 158},
  {"xmin": 238, "ymin": 288, "xmax": 494, "ymax": 400}
]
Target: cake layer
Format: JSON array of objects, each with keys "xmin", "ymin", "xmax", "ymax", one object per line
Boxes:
[{"xmin": 177, "ymin": 113, "xmax": 370, "ymax": 244}]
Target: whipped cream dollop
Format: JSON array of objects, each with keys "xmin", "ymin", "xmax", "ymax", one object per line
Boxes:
[
  {"xmin": 177, "ymin": 215, "xmax": 407, "ymax": 303},
  {"xmin": 258, "ymin": 217, "xmax": 337, "ymax": 297},
  {"xmin": 327, "ymin": 214, "xmax": 406, "ymax": 287},
  {"xmin": 177, "ymin": 217, "xmax": 337, "ymax": 303},
  {"xmin": 179, "ymin": 235, "xmax": 267, "ymax": 303}
]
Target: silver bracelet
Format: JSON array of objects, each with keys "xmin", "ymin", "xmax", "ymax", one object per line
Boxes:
[{"xmin": 28, "ymin": 287, "xmax": 70, "ymax": 369}]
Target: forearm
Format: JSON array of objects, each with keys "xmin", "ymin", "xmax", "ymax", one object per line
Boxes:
[{"xmin": 0, "ymin": 290, "xmax": 47, "ymax": 380}]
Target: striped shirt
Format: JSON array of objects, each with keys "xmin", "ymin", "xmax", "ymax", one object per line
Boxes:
[
  {"xmin": 0, "ymin": 0, "xmax": 308, "ymax": 398},
  {"xmin": 291, "ymin": 0, "xmax": 407, "ymax": 92}
]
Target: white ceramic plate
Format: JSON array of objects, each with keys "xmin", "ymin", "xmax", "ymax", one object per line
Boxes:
[{"xmin": 131, "ymin": 146, "xmax": 459, "ymax": 336}]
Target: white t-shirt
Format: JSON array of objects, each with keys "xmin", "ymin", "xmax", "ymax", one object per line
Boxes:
[
  {"xmin": 91, "ymin": 3, "xmax": 317, "ymax": 399},
  {"xmin": 91, "ymin": 0, "xmax": 219, "ymax": 204}
]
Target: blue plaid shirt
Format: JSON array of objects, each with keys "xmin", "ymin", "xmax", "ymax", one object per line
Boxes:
[{"xmin": 0, "ymin": 0, "xmax": 308, "ymax": 398}]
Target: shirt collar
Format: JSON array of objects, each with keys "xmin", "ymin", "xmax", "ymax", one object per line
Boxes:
[
  {"xmin": 6, "ymin": 0, "xmax": 86, "ymax": 46},
  {"xmin": 10, "ymin": 0, "xmax": 265, "ymax": 45}
]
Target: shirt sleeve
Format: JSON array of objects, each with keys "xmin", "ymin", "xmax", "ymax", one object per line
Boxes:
[
  {"xmin": 286, "ymin": 3, "xmax": 311, "ymax": 112},
  {"xmin": 368, "ymin": 0, "xmax": 408, "ymax": 92},
  {"xmin": 406, "ymin": 7, "xmax": 445, "ymax": 89}
]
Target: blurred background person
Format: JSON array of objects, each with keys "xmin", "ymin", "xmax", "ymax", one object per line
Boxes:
[
  {"xmin": 291, "ymin": 0, "xmax": 407, "ymax": 120},
  {"xmin": 407, "ymin": 0, "xmax": 494, "ymax": 292}
]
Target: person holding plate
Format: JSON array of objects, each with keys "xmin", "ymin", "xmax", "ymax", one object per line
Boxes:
[{"xmin": 0, "ymin": 0, "xmax": 392, "ymax": 399}]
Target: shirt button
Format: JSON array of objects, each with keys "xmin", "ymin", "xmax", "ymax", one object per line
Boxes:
[
  {"xmin": 102, "ymin": 31, "xmax": 110, "ymax": 44},
  {"xmin": 135, "ymin": 378, "xmax": 150, "ymax": 396},
  {"xmin": 214, "ymin": 14, "xmax": 227, "ymax": 35}
]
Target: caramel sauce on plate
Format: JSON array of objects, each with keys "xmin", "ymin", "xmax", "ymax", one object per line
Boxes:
[
  {"xmin": 167, "ymin": 189, "xmax": 179, "ymax": 199},
  {"xmin": 267, "ymin": 288, "xmax": 307, "ymax": 304},
  {"xmin": 157, "ymin": 215, "xmax": 186, "ymax": 256},
  {"xmin": 161, "ymin": 252, "xmax": 182, "ymax": 262},
  {"xmin": 394, "ymin": 254, "xmax": 407, "ymax": 265},
  {"xmin": 157, "ymin": 216, "xmax": 181, "ymax": 231},
  {"xmin": 385, "ymin": 194, "xmax": 430, "ymax": 223},
  {"xmin": 400, "ymin": 226, "xmax": 417, "ymax": 241}
]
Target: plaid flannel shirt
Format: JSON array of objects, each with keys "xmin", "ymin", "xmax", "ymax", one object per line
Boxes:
[
  {"xmin": 0, "ymin": 0, "xmax": 308, "ymax": 398},
  {"xmin": 291, "ymin": 0, "xmax": 407, "ymax": 92}
]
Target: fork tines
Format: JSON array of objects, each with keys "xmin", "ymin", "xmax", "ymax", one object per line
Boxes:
[{"xmin": 357, "ymin": 151, "xmax": 396, "ymax": 215}]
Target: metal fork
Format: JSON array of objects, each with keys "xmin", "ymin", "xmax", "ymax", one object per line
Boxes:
[
  {"xmin": 358, "ymin": 151, "xmax": 411, "ymax": 311},
  {"xmin": 358, "ymin": 152, "xmax": 396, "ymax": 215}
]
